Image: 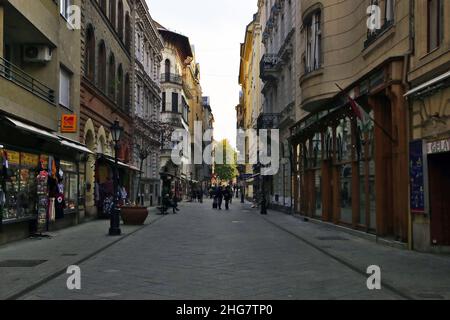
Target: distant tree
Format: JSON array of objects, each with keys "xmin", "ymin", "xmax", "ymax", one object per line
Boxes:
[{"xmin": 214, "ymin": 139, "xmax": 238, "ymax": 183}]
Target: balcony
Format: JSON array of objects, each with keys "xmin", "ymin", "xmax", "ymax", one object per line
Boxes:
[
  {"xmin": 364, "ymin": 20, "xmax": 394, "ymax": 49},
  {"xmin": 0, "ymin": 57, "xmax": 55, "ymax": 104},
  {"xmin": 160, "ymin": 73, "xmax": 182, "ymax": 85},
  {"xmin": 260, "ymin": 54, "xmax": 281, "ymax": 81},
  {"xmin": 257, "ymin": 113, "xmax": 280, "ymax": 130}
]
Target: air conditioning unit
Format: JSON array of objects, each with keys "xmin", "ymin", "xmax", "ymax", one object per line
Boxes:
[{"xmin": 23, "ymin": 45, "xmax": 52, "ymax": 63}]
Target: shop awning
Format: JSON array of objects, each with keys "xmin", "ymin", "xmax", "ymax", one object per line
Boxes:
[
  {"xmin": 98, "ymin": 153, "xmax": 141, "ymax": 172},
  {"xmin": 4, "ymin": 116, "xmax": 60, "ymax": 141},
  {"xmin": 60, "ymin": 140, "xmax": 94, "ymax": 155},
  {"xmin": 405, "ymin": 71, "xmax": 450, "ymax": 97}
]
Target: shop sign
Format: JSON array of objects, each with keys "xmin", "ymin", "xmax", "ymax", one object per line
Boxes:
[
  {"xmin": 409, "ymin": 140, "xmax": 425, "ymax": 213},
  {"xmin": 61, "ymin": 114, "xmax": 77, "ymax": 133},
  {"xmin": 427, "ymin": 139, "xmax": 450, "ymax": 155},
  {"xmin": 5, "ymin": 150, "xmax": 20, "ymax": 165},
  {"xmin": 21, "ymin": 153, "xmax": 39, "ymax": 167}
]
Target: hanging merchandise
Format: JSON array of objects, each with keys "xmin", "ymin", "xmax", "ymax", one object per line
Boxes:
[
  {"xmin": 55, "ymin": 192, "xmax": 65, "ymax": 220},
  {"xmin": 48, "ymin": 197, "xmax": 56, "ymax": 223},
  {"xmin": 36, "ymin": 171, "xmax": 49, "ymax": 233}
]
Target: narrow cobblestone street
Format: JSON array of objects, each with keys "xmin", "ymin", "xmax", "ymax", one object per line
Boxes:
[{"xmin": 1, "ymin": 200, "xmax": 448, "ymax": 300}]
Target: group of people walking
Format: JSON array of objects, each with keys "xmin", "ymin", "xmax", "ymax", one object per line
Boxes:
[{"xmin": 211, "ymin": 185, "xmax": 233, "ymax": 211}]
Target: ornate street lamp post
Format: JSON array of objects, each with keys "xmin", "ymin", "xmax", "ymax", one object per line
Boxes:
[{"xmin": 109, "ymin": 120, "xmax": 123, "ymax": 236}]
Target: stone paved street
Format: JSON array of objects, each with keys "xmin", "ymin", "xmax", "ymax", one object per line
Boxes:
[{"xmin": 1, "ymin": 200, "xmax": 450, "ymax": 300}]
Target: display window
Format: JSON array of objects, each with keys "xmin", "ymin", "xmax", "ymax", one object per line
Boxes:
[
  {"xmin": 60, "ymin": 160, "xmax": 78, "ymax": 211},
  {"xmin": 2, "ymin": 150, "xmax": 39, "ymax": 221}
]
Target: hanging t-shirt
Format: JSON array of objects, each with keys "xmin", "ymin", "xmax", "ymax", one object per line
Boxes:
[{"xmin": 55, "ymin": 193, "xmax": 65, "ymax": 219}]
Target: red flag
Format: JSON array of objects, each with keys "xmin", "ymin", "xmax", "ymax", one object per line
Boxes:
[{"xmin": 348, "ymin": 96, "xmax": 371, "ymax": 130}]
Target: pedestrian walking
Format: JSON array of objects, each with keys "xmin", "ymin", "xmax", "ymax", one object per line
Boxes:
[
  {"xmin": 224, "ymin": 185, "xmax": 232, "ymax": 210},
  {"xmin": 216, "ymin": 186, "xmax": 223, "ymax": 210}
]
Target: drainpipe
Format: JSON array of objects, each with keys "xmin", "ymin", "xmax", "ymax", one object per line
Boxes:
[{"xmin": 404, "ymin": 0, "xmax": 415, "ymax": 251}]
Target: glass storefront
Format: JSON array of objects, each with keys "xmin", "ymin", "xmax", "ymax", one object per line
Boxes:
[
  {"xmin": 60, "ymin": 160, "xmax": 78, "ymax": 211},
  {"xmin": 2, "ymin": 150, "xmax": 38, "ymax": 221}
]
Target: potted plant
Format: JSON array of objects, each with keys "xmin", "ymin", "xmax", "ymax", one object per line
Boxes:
[{"xmin": 120, "ymin": 116, "xmax": 173, "ymax": 225}]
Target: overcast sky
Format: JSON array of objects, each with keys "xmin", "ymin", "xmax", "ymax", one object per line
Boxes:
[{"xmin": 146, "ymin": 0, "xmax": 258, "ymax": 147}]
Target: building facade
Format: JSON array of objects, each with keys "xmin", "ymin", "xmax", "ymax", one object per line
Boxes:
[
  {"xmin": 290, "ymin": 0, "xmax": 411, "ymax": 244},
  {"xmin": 0, "ymin": 0, "xmax": 91, "ymax": 244},
  {"xmin": 158, "ymin": 25, "xmax": 193, "ymax": 200},
  {"xmin": 406, "ymin": 0, "xmax": 449, "ymax": 252},
  {"xmin": 259, "ymin": 0, "xmax": 297, "ymax": 211},
  {"xmin": 131, "ymin": 0, "xmax": 164, "ymax": 207},
  {"xmin": 80, "ymin": 0, "xmax": 139, "ymax": 219}
]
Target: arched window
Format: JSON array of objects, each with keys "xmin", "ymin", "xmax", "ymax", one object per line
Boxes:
[
  {"xmin": 108, "ymin": 53, "xmax": 116, "ymax": 100},
  {"xmin": 85, "ymin": 25, "xmax": 95, "ymax": 81},
  {"xmin": 117, "ymin": 64, "xmax": 124, "ymax": 109},
  {"xmin": 98, "ymin": 41, "xmax": 106, "ymax": 92},
  {"xmin": 164, "ymin": 59, "xmax": 170, "ymax": 81},
  {"xmin": 125, "ymin": 12, "xmax": 131, "ymax": 51},
  {"xmin": 124, "ymin": 73, "xmax": 130, "ymax": 112},
  {"xmin": 109, "ymin": 0, "xmax": 116, "ymax": 29},
  {"xmin": 117, "ymin": 0, "xmax": 124, "ymax": 40},
  {"xmin": 99, "ymin": 0, "xmax": 107, "ymax": 14}
]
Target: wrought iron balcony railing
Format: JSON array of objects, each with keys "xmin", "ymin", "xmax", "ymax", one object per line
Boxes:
[
  {"xmin": 257, "ymin": 113, "xmax": 280, "ymax": 129},
  {"xmin": 160, "ymin": 73, "xmax": 182, "ymax": 85},
  {"xmin": 260, "ymin": 54, "xmax": 280, "ymax": 81},
  {"xmin": 0, "ymin": 57, "xmax": 55, "ymax": 104}
]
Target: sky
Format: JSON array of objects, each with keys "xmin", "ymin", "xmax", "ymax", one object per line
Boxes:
[{"xmin": 146, "ymin": 0, "xmax": 258, "ymax": 148}]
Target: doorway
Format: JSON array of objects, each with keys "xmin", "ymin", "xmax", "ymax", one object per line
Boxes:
[{"xmin": 429, "ymin": 152, "xmax": 450, "ymax": 246}]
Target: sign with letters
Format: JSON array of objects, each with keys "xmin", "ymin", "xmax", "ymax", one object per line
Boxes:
[
  {"xmin": 427, "ymin": 138, "xmax": 450, "ymax": 155},
  {"xmin": 61, "ymin": 114, "xmax": 77, "ymax": 133}
]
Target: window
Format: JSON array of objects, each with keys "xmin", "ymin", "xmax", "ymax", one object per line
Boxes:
[
  {"xmin": 117, "ymin": 64, "xmax": 124, "ymax": 109},
  {"xmin": 125, "ymin": 13, "xmax": 131, "ymax": 51},
  {"xmin": 162, "ymin": 92, "xmax": 166, "ymax": 112},
  {"xmin": 60, "ymin": 0, "xmax": 71, "ymax": 19},
  {"xmin": 385, "ymin": 0, "xmax": 394, "ymax": 23},
  {"xmin": 109, "ymin": 0, "xmax": 116, "ymax": 29},
  {"xmin": 124, "ymin": 74, "xmax": 130, "ymax": 112},
  {"xmin": 428, "ymin": 0, "xmax": 443, "ymax": 52},
  {"xmin": 100, "ymin": 0, "xmax": 107, "ymax": 14},
  {"xmin": 305, "ymin": 11, "xmax": 321, "ymax": 73},
  {"xmin": 59, "ymin": 67, "xmax": 71, "ymax": 108},
  {"xmin": 118, "ymin": 0, "xmax": 124, "ymax": 40},
  {"xmin": 172, "ymin": 92, "xmax": 179, "ymax": 113},
  {"xmin": 85, "ymin": 25, "xmax": 95, "ymax": 81},
  {"xmin": 108, "ymin": 54, "xmax": 116, "ymax": 100},
  {"xmin": 98, "ymin": 41, "xmax": 106, "ymax": 92}
]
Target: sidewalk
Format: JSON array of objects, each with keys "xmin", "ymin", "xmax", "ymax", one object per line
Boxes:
[
  {"xmin": 0, "ymin": 208, "xmax": 164, "ymax": 300},
  {"xmin": 256, "ymin": 204, "xmax": 450, "ymax": 300}
]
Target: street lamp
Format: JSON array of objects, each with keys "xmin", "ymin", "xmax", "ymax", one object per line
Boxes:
[{"xmin": 109, "ymin": 119, "xmax": 124, "ymax": 236}]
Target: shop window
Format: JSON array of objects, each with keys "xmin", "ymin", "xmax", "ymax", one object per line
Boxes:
[
  {"xmin": 336, "ymin": 117, "xmax": 352, "ymax": 162},
  {"xmin": 312, "ymin": 133, "xmax": 322, "ymax": 167},
  {"xmin": 357, "ymin": 109, "xmax": 376, "ymax": 230},
  {"xmin": 1, "ymin": 151, "xmax": 39, "ymax": 221},
  {"xmin": 314, "ymin": 169, "xmax": 322, "ymax": 217},
  {"xmin": 340, "ymin": 164, "xmax": 352, "ymax": 224}
]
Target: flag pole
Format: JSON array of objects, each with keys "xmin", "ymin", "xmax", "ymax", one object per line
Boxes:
[{"xmin": 335, "ymin": 83, "xmax": 396, "ymax": 144}]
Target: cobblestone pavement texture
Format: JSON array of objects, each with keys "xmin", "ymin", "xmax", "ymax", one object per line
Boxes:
[{"xmin": 1, "ymin": 200, "xmax": 449, "ymax": 300}]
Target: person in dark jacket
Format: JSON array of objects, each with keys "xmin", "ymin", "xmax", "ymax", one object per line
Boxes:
[
  {"xmin": 224, "ymin": 185, "xmax": 232, "ymax": 210},
  {"xmin": 216, "ymin": 186, "xmax": 224, "ymax": 210}
]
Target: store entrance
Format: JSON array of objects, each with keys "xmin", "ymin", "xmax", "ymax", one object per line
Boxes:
[{"xmin": 429, "ymin": 152, "xmax": 450, "ymax": 246}]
